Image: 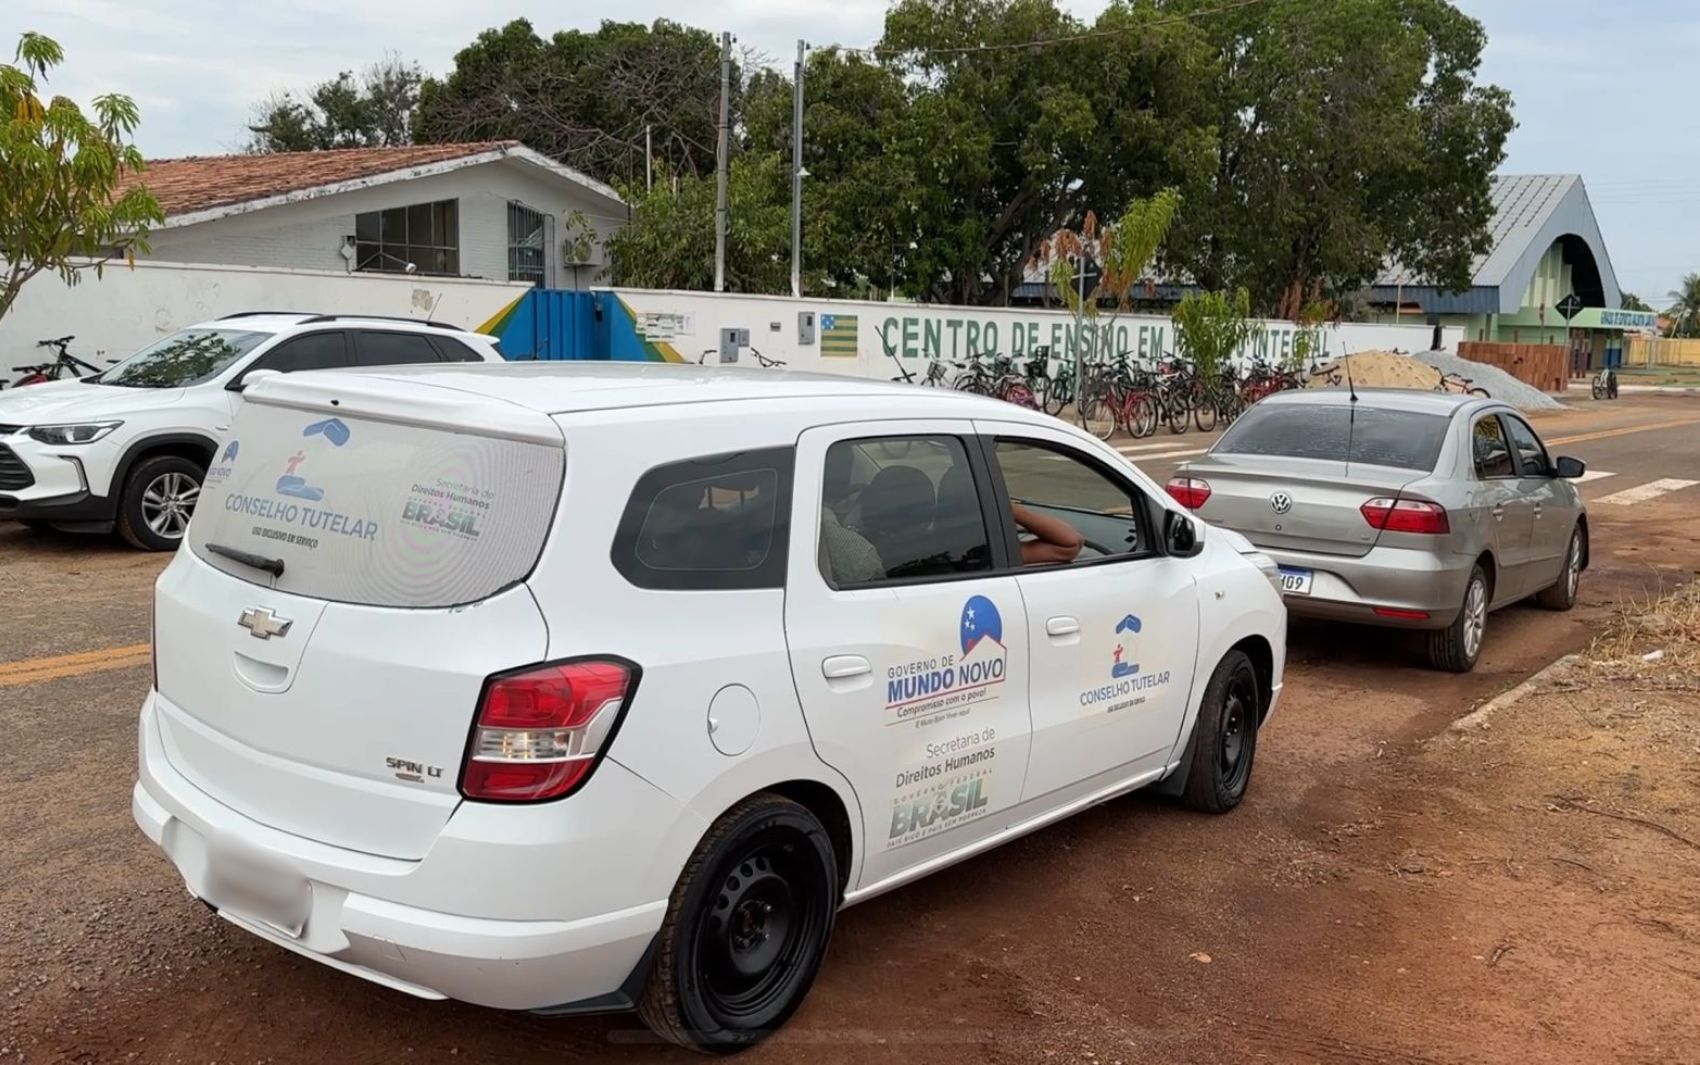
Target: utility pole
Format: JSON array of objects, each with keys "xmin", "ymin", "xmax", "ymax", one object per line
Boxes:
[
  {"xmin": 645, "ymin": 124, "xmax": 653, "ymax": 192},
  {"xmin": 714, "ymin": 31, "xmax": 732, "ymax": 293},
  {"xmin": 790, "ymin": 39, "xmax": 806, "ymax": 299}
]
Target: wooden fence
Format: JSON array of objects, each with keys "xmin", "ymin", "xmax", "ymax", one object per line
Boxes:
[
  {"xmin": 1625, "ymin": 336, "xmax": 1700, "ymax": 368},
  {"xmin": 1457, "ymin": 341, "xmax": 1569, "ymax": 393}
]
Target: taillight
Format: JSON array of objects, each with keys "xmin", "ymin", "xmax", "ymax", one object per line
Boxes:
[
  {"xmin": 1165, "ymin": 476, "xmax": 1212, "ymax": 510},
  {"xmin": 460, "ymin": 659, "xmax": 637, "ymax": 803},
  {"xmin": 1361, "ymin": 496, "xmax": 1450, "ymax": 535}
]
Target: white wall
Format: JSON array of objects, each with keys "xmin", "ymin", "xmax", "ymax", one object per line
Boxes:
[
  {"xmin": 146, "ymin": 157, "xmax": 627, "ymax": 286},
  {"xmin": 0, "ymin": 260, "xmax": 529, "ymax": 373},
  {"xmin": 605, "ymin": 288, "xmax": 1465, "ymax": 378}
]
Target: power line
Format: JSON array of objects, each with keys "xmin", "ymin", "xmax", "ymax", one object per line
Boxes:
[{"xmin": 835, "ymin": 0, "xmax": 1272, "ymax": 59}]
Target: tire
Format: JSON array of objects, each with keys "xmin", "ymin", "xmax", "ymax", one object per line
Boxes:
[
  {"xmin": 638, "ymin": 793, "xmax": 839, "ymax": 1052},
  {"xmin": 1193, "ymin": 395, "xmax": 1219, "ymax": 433},
  {"xmin": 1082, "ymin": 389, "xmax": 1118, "ymax": 441},
  {"xmin": 1130, "ymin": 392, "xmax": 1160, "ymax": 438},
  {"xmin": 116, "ymin": 455, "xmax": 204, "ymax": 552},
  {"xmin": 1591, "ymin": 379, "xmax": 1606, "ymax": 401},
  {"xmin": 1164, "ymin": 395, "xmax": 1190, "ymax": 435},
  {"xmin": 1179, "ymin": 650, "xmax": 1261, "ymax": 813},
  {"xmin": 1425, "ymin": 565, "xmax": 1488, "ymax": 673},
  {"xmin": 1469, "ymin": 386, "xmax": 1491, "ymax": 398},
  {"xmin": 1536, "ymin": 526, "xmax": 1584, "ymax": 611}
]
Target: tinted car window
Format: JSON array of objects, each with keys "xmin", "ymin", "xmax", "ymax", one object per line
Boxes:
[
  {"xmin": 821, "ymin": 436, "xmax": 989, "ymax": 587},
  {"xmin": 431, "ymin": 337, "xmax": 485, "ymax": 362},
  {"xmin": 353, "ymin": 331, "xmax": 443, "ymax": 367},
  {"xmin": 102, "ymin": 328, "xmax": 272, "ymax": 388},
  {"xmin": 613, "ymin": 448, "xmax": 794, "ymax": 591},
  {"xmin": 250, "ymin": 332, "xmax": 348, "ymax": 375},
  {"xmin": 1216, "ymin": 404, "xmax": 1450, "ymax": 471},
  {"xmin": 995, "ymin": 439, "xmax": 1147, "ymax": 560},
  {"xmin": 1473, "ymin": 416, "xmax": 1514, "ymax": 478},
  {"xmin": 1503, "ymin": 416, "xmax": 1551, "ymax": 476}
]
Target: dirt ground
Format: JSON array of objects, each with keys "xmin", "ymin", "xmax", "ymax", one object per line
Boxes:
[{"xmin": 2, "ymin": 395, "xmax": 1699, "ymax": 1064}]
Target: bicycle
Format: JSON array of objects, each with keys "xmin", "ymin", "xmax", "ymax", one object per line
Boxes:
[
  {"xmin": 4, "ymin": 335, "xmax": 112, "ymax": 388},
  {"xmin": 1590, "ymin": 367, "xmax": 1618, "ymax": 401},
  {"xmin": 1436, "ymin": 371, "xmax": 1490, "ymax": 398}
]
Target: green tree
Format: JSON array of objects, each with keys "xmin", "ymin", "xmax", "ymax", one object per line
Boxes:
[
  {"xmin": 247, "ymin": 55, "xmax": 423, "ymax": 152},
  {"xmin": 415, "ymin": 19, "xmax": 730, "ymax": 188},
  {"xmin": 1034, "ymin": 189, "xmax": 1182, "ymax": 366},
  {"xmin": 1665, "ymin": 274, "xmax": 1700, "ymax": 339},
  {"xmin": 0, "ymin": 32, "xmax": 162, "ymax": 322},
  {"xmin": 1161, "ymin": 0, "xmax": 1514, "ymax": 315},
  {"xmin": 1172, "ymin": 287, "xmax": 1261, "ymax": 381},
  {"xmin": 607, "ymin": 154, "xmax": 791, "ymax": 293},
  {"xmin": 1618, "ymin": 291, "xmax": 1652, "ymax": 312},
  {"xmin": 878, "ymin": 0, "xmax": 1215, "ymax": 304}
]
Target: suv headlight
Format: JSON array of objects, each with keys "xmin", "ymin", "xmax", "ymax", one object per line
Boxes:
[{"xmin": 27, "ymin": 421, "xmax": 123, "ymax": 445}]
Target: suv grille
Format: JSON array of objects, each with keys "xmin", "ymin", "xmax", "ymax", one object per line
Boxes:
[{"xmin": 0, "ymin": 444, "xmax": 35, "ymax": 491}]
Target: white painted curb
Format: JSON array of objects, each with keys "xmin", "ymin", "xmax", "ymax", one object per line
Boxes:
[{"xmin": 1443, "ymin": 653, "xmax": 1582, "ymax": 736}]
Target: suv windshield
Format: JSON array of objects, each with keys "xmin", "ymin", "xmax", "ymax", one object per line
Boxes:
[
  {"xmin": 99, "ymin": 328, "xmax": 272, "ymax": 388},
  {"xmin": 1215, "ymin": 403, "xmax": 1451, "ymax": 471}
]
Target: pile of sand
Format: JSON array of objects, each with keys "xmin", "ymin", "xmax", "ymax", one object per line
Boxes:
[
  {"xmin": 1303, "ymin": 350, "xmax": 1565, "ymax": 410},
  {"xmin": 1304, "ymin": 351, "xmax": 1441, "ymax": 391}
]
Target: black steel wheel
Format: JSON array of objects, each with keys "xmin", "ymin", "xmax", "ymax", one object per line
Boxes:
[
  {"xmin": 1179, "ymin": 649, "xmax": 1261, "ymax": 813},
  {"xmin": 639, "ymin": 794, "xmax": 838, "ymax": 1051}
]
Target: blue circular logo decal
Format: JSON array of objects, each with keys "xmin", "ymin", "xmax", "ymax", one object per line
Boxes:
[{"xmin": 961, "ymin": 595, "xmax": 1003, "ymax": 654}]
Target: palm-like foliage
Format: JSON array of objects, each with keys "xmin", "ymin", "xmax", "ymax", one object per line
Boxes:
[{"xmin": 1665, "ymin": 273, "xmax": 1700, "ymax": 338}]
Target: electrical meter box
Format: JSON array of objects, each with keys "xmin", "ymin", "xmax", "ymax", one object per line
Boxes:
[
  {"xmin": 798, "ymin": 312, "xmax": 817, "ymax": 345},
  {"xmin": 719, "ymin": 327, "xmax": 750, "ymax": 363}
]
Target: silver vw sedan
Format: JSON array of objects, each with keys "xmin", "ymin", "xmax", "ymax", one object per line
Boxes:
[{"xmin": 1167, "ymin": 390, "xmax": 1588, "ymax": 672}]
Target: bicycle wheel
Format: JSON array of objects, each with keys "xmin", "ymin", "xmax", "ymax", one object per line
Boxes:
[
  {"xmin": 1081, "ymin": 386, "xmax": 1118, "ymax": 441},
  {"xmin": 1193, "ymin": 392, "xmax": 1219, "ymax": 433},
  {"xmin": 1591, "ymin": 378, "xmax": 1606, "ymax": 401},
  {"xmin": 1003, "ymin": 381, "xmax": 1038, "ymax": 410},
  {"xmin": 1163, "ymin": 391, "xmax": 1190, "ymax": 435},
  {"xmin": 1468, "ymin": 387, "xmax": 1490, "ymax": 398},
  {"xmin": 1129, "ymin": 392, "xmax": 1159, "ymax": 438}
]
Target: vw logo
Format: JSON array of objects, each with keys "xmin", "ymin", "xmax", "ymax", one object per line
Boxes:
[{"xmin": 1269, "ymin": 492, "xmax": 1293, "ymax": 515}]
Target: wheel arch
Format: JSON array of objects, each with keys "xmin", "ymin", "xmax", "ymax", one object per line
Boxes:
[
  {"xmin": 112, "ymin": 433, "xmax": 218, "ymax": 493},
  {"xmin": 1576, "ymin": 513, "xmax": 1590, "ymax": 570},
  {"xmin": 760, "ymin": 778, "xmax": 856, "ymax": 899},
  {"xmin": 1474, "ymin": 549, "xmax": 1498, "ymax": 601},
  {"xmin": 1229, "ymin": 633, "xmax": 1276, "ymax": 725}
]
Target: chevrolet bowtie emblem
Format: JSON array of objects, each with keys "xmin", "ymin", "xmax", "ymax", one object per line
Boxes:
[{"xmin": 238, "ymin": 607, "xmax": 293, "ymax": 640}]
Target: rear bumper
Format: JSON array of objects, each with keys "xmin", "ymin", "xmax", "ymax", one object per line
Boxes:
[
  {"xmin": 1264, "ymin": 544, "xmax": 1472, "ymax": 630},
  {"xmin": 132, "ymin": 693, "xmax": 673, "ymax": 1012}
]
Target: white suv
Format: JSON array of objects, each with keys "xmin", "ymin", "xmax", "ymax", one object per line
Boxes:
[
  {"xmin": 133, "ymin": 363, "xmax": 1287, "ymax": 1050},
  {"xmin": 0, "ymin": 312, "xmax": 500, "ymax": 550}
]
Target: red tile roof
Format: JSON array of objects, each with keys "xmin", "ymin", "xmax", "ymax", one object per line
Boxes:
[{"xmin": 123, "ymin": 141, "xmax": 521, "ymax": 218}]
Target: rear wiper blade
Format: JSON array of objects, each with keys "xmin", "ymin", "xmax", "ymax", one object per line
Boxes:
[{"xmin": 206, "ymin": 542, "xmax": 285, "ymax": 577}]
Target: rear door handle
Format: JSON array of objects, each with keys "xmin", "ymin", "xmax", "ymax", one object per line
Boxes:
[
  {"xmin": 1046, "ymin": 616, "xmax": 1081, "ymax": 637},
  {"xmin": 821, "ymin": 655, "xmax": 871, "ymax": 680}
]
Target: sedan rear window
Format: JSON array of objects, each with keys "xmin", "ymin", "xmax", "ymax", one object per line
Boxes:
[{"xmin": 1215, "ymin": 404, "xmax": 1450, "ymax": 471}]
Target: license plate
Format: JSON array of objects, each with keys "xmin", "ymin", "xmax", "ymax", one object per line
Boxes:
[
  {"xmin": 1277, "ymin": 567, "xmax": 1314, "ymax": 595},
  {"xmin": 203, "ymin": 841, "xmax": 311, "ymax": 937}
]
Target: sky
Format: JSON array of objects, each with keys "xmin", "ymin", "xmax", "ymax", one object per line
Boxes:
[{"xmin": 4, "ymin": 0, "xmax": 1696, "ymax": 303}]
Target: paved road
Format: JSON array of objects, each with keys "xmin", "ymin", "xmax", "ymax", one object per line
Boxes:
[{"xmin": 1, "ymin": 393, "xmax": 1697, "ymax": 1064}]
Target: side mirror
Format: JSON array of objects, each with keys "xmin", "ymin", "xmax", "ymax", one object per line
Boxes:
[
  {"xmin": 1553, "ymin": 456, "xmax": 1586, "ymax": 479},
  {"xmin": 228, "ymin": 368, "xmax": 281, "ymax": 393},
  {"xmin": 1164, "ymin": 509, "xmax": 1204, "ymax": 557}
]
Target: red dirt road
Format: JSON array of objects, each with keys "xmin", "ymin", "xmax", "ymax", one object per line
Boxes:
[{"xmin": 2, "ymin": 395, "xmax": 1698, "ymax": 1064}]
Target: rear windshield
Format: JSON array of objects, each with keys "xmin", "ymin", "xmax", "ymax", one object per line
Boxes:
[
  {"xmin": 189, "ymin": 401, "xmax": 563, "ymax": 607},
  {"xmin": 1215, "ymin": 403, "xmax": 1450, "ymax": 471}
]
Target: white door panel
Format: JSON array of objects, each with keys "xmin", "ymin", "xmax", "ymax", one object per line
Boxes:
[{"xmin": 784, "ymin": 421, "xmax": 1033, "ymax": 889}]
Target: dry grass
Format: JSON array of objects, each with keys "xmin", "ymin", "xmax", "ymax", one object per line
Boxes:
[{"xmin": 1585, "ymin": 580, "xmax": 1700, "ymax": 672}]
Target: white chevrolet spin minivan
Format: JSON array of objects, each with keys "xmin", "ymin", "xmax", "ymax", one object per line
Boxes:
[{"xmin": 133, "ymin": 362, "xmax": 1287, "ymax": 1051}]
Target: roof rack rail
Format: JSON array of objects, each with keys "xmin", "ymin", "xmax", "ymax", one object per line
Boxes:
[
  {"xmin": 296, "ymin": 314, "xmax": 462, "ymax": 331},
  {"xmin": 218, "ymin": 310, "xmax": 319, "ymax": 320}
]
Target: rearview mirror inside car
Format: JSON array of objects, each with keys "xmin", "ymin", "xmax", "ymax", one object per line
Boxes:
[
  {"xmin": 1164, "ymin": 509, "xmax": 1203, "ymax": 557},
  {"xmin": 1553, "ymin": 456, "xmax": 1586, "ymax": 479}
]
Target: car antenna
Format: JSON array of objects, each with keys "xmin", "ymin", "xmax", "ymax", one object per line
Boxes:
[
  {"xmin": 1341, "ymin": 345, "xmax": 1358, "ymax": 476},
  {"xmin": 425, "ymin": 291, "xmax": 444, "ymax": 324}
]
